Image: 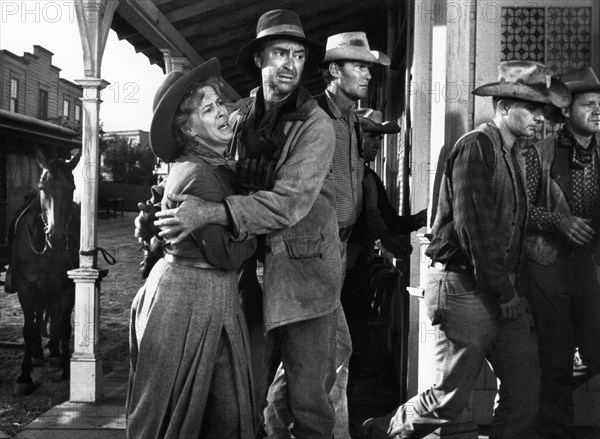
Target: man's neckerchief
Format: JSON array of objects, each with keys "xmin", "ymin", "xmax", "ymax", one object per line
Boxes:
[
  {"xmin": 560, "ymin": 127, "xmax": 598, "ymax": 169},
  {"xmin": 234, "ymin": 86, "xmax": 312, "ymax": 193}
]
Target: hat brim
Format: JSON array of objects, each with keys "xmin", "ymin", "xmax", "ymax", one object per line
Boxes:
[
  {"xmin": 545, "ymin": 82, "xmax": 600, "ymax": 124},
  {"xmin": 369, "ymin": 50, "xmax": 391, "ymax": 67},
  {"xmin": 566, "ymin": 81, "xmax": 600, "ymax": 94},
  {"xmin": 472, "ymin": 77, "xmax": 571, "ymax": 108},
  {"xmin": 236, "ymin": 34, "xmax": 325, "ymax": 80},
  {"xmin": 543, "ymin": 105, "xmax": 565, "ymax": 125},
  {"xmin": 150, "ymin": 58, "xmax": 221, "ymax": 162},
  {"xmin": 359, "ymin": 117, "xmax": 401, "ymax": 134},
  {"xmin": 322, "ymin": 47, "xmax": 386, "ymax": 66}
]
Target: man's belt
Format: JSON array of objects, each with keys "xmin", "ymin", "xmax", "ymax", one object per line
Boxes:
[
  {"xmin": 339, "ymin": 226, "xmax": 353, "ymax": 242},
  {"xmin": 164, "ymin": 253, "xmax": 217, "ymax": 270},
  {"xmin": 431, "ymin": 261, "xmax": 473, "ymax": 276}
]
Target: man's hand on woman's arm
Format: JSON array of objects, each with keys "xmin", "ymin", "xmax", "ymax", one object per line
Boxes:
[{"xmin": 154, "ymin": 194, "xmax": 229, "ymax": 245}]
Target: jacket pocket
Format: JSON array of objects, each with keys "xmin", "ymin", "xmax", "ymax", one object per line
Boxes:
[{"xmin": 284, "ymin": 236, "xmax": 323, "ymax": 260}]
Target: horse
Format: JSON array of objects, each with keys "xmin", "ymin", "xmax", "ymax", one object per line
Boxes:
[{"xmin": 7, "ymin": 150, "xmax": 81, "ymax": 396}]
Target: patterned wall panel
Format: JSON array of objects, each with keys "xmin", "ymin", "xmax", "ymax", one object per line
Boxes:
[
  {"xmin": 501, "ymin": 7, "xmax": 592, "ymax": 72},
  {"xmin": 501, "ymin": 6, "xmax": 593, "ymax": 138},
  {"xmin": 546, "ymin": 7, "xmax": 592, "ymax": 74},
  {"xmin": 501, "ymin": 8, "xmax": 545, "ymax": 62}
]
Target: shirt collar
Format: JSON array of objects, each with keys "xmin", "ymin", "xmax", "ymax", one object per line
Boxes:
[
  {"xmin": 324, "ymin": 89, "xmax": 355, "ymax": 120},
  {"xmin": 493, "ymin": 120, "xmax": 517, "ymax": 151},
  {"xmin": 560, "ymin": 126, "xmax": 598, "ymax": 151}
]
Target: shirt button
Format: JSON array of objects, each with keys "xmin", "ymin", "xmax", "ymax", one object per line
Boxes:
[
  {"xmin": 511, "ymin": 222, "xmax": 516, "ymax": 227},
  {"xmin": 505, "ymin": 249, "xmax": 510, "ymax": 253}
]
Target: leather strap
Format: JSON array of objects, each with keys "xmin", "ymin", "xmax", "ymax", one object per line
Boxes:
[{"xmin": 164, "ymin": 253, "xmax": 217, "ymax": 270}]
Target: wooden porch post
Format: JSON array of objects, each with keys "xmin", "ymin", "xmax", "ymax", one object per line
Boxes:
[
  {"xmin": 410, "ymin": 0, "xmax": 478, "ymax": 437},
  {"xmin": 68, "ymin": 0, "xmax": 117, "ymax": 402}
]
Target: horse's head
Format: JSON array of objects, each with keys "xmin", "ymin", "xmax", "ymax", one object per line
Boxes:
[{"xmin": 36, "ymin": 150, "xmax": 81, "ymax": 249}]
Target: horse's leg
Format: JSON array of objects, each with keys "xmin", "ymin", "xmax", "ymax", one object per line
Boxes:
[
  {"xmin": 59, "ymin": 286, "xmax": 75, "ymax": 380},
  {"xmin": 15, "ymin": 288, "xmax": 38, "ymax": 395},
  {"xmin": 33, "ymin": 304, "xmax": 45, "ymax": 363},
  {"xmin": 47, "ymin": 300, "xmax": 61, "ymax": 365}
]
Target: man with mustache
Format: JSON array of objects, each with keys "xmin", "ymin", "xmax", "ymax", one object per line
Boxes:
[
  {"xmin": 154, "ymin": 9, "xmax": 343, "ymax": 438},
  {"xmin": 523, "ymin": 66, "xmax": 600, "ymax": 439},
  {"xmin": 361, "ymin": 60, "xmax": 569, "ymax": 439}
]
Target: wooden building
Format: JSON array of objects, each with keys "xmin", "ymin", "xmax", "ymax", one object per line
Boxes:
[
  {"xmin": 68, "ymin": 0, "xmax": 599, "ymax": 435},
  {"xmin": 0, "ymin": 45, "xmax": 82, "ymax": 264}
]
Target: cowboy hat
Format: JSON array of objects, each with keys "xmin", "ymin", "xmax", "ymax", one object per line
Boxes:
[
  {"xmin": 355, "ymin": 108, "xmax": 400, "ymax": 134},
  {"xmin": 560, "ymin": 66, "xmax": 600, "ymax": 94},
  {"xmin": 472, "ymin": 60, "xmax": 570, "ymax": 108},
  {"xmin": 544, "ymin": 66, "xmax": 600, "ymax": 124},
  {"xmin": 150, "ymin": 57, "xmax": 221, "ymax": 162},
  {"xmin": 236, "ymin": 9, "xmax": 324, "ymax": 80},
  {"xmin": 322, "ymin": 32, "xmax": 390, "ymax": 66}
]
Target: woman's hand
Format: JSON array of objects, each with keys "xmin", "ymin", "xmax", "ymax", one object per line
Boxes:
[
  {"xmin": 154, "ymin": 194, "xmax": 229, "ymax": 244},
  {"xmin": 134, "ymin": 202, "xmax": 160, "ymax": 244}
]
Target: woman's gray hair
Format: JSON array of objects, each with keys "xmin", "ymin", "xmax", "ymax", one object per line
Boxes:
[{"xmin": 172, "ymin": 77, "xmax": 226, "ymax": 158}]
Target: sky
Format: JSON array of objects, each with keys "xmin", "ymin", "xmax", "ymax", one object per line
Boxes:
[{"xmin": 0, "ymin": 0, "xmax": 166, "ymax": 132}]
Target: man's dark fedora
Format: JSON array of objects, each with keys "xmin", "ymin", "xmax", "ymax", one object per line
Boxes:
[
  {"xmin": 355, "ymin": 108, "xmax": 400, "ymax": 134},
  {"xmin": 545, "ymin": 66, "xmax": 600, "ymax": 123},
  {"xmin": 561, "ymin": 66, "xmax": 600, "ymax": 94},
  {"xmin": 236, "ymin": 9, "xmax": 324, "ymax": 80}
]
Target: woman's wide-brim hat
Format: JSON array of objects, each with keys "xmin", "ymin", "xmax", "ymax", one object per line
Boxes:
[
  {"xmin": 150, "ymin": 57, "xmax": 221, "ymax": 162},
  {"xmin": 322, "ymin": 32, "xmax": 390, "ymax": 66},
  {"xmin": 472, "ymin": 60, "xmax": 571, "ymax": 108},
  {"xmin": 236, "ymin": 9, "xmax": 325, "ymax": 80},
  {"xmin": 355, "ymin": 108, "xmax": 400, "ymax": 134}
]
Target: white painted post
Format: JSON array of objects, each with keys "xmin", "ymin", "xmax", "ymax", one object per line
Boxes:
[
  {"xmin": 409, "ymin": 0, "xmax": 477, "ymax": 437},
  {"xmin": 69, "ymin": 0, "xmax": 117, "ymax": 402}
]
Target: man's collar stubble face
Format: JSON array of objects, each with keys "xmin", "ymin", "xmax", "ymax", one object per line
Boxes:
[
  {"xmin": 362, "ymin": 133, "xmax": 383, "ymax": 162},
  {"xmin": 501, "ymin": 100, "xmax": 546, "ymax": 140},
  {"xmin": 254, "ymin": 39, "xmax": 307, "ymax": 104},
  {"xmin": 329, "ymin": 61, "xmax": 372, "ymax": 107},
  {"xmin": 563, "ymin": 92, "xmax": 600, "ymax": 140}
]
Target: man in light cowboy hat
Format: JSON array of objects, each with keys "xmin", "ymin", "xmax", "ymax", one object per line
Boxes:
[
  {"xmin": 362, "ymin": 60, "xmax": 570, "ymax": 439},
  {"xmin": 154, "ymin": 9, "xmax": 343, "ymax": 438},
  {"xmin": 262, "ymin": 32, "xmax": 392, "ymax": 438},
  {"xmin": 523, "ymin": 65, "xmax": 600, "ymax": 439}
]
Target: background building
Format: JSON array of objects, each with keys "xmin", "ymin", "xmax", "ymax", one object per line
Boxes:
[
  {"xmin": 0, "ymin": 45, "xmax": 82, "ymax": 264},
  {"xmin": 102, "ymin": 129, "xmax": 148, "ymax": 147}
]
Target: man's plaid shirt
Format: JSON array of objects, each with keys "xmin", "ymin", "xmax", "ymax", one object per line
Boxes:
[{"xmin": 426, "ymin": 122, "xmax": 528, "ymax": 304}]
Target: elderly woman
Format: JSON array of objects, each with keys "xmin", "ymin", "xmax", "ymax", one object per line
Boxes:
[{"xmin": 126, "ymin": 58, "xmax": 257, "ymax": 439}]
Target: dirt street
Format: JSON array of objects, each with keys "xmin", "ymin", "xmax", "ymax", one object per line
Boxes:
[{"xmin": 0, "ymin": 212, "xmax": 143, "ymax": 438}]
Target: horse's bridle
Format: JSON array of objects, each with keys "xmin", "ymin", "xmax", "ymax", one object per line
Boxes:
[{"xmin": 26, "ymin": 204, "xmax": 73, "ymax": 257}]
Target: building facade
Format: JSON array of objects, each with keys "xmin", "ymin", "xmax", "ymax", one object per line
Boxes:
[
  {"xmin": 1, "ymin": 45, "xmax": 83, "ymax": 129},
  {"xmin": 0, "ymin": 45, "xmax": 82, "ymax": 263}
]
